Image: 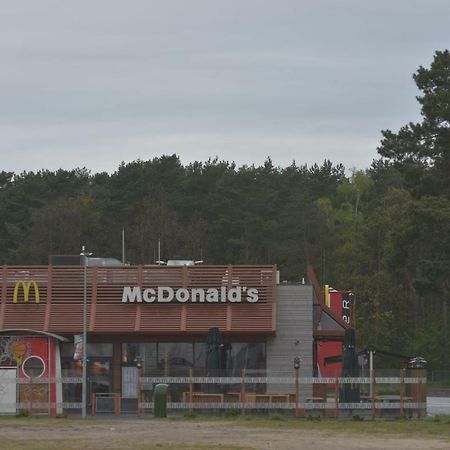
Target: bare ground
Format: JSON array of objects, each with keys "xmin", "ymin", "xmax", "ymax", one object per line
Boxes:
[{"xmin": 0, "ymin": 418, "xmax": 449, "ymax": 450}]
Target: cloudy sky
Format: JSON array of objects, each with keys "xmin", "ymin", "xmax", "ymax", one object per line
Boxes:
[{"xmin": 1, "ymin": 1, "xmax": 449, "ymax": 174}]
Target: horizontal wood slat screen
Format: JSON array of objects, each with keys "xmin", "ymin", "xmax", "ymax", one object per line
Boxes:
[{"xmin": 0, "ymin": 265, "xmax": 276, "ymax": 334}]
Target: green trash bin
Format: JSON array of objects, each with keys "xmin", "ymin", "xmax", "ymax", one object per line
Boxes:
[{"xmin": 154, "ymin": 383, "xmax": 168, "ymax": 418}]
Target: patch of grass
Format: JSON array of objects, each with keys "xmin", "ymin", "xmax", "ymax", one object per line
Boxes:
[
  {"xmin": 241, "ymin": 415, "xmax": 255, "ymax": 421},
  {"xmin": 0, "ymin": 438, "xmax": 87, "ymax": 450},
  {"xmin": 153, "ymin": 442, "xmax": 253, "ymax": 450},
  {"xmin": 1, "ymin": 415, "xmax": 450, "ymax": 446},
  {"xmin": 428, "ymin": 381, "xmax": 450, "ymax": 389},
  {"xmin": 226, "ymin": 415, "xmax": 450, "ymax": 441},
  {"xmin": 167, "ymin": 412, "xmax": 450, "ymax": 441},
  {"xmin": 427, "ymin": 414, "xmax": 450, "ymax": 424},
  {"xmin": 224, "ymin": 408, "xmax": 240, "ymax": 417},
  {"xmin": 0, "ymin": 439, "xmax": 253, "ymax": 450}
]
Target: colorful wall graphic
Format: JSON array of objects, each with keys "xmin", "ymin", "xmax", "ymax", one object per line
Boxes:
[{"xmin": 0, "ymin": 335, "xmax": 58, "ymax": 415}]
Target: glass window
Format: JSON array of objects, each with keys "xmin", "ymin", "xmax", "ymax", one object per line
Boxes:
[
  {"xmin": 22, "ymin": 356, "xmax": 45, "ymax": 378},
  {"xmin": 61, "ymin": 357, "xmax": 112, "ymax": 403},
  {"xmin": 61, "ymin": 343, "xmax": 74, "ymax": 358},
  {"xmin": 87, "ymin": 343, "xmax": 113, "ymax": 357},
  {"xmin": 122, "ymin": 343, "xmax": 157, "ymax": 377},
  {"xmin": 157, "ymin": 343, "xmax": 193, "ymax": 376},
  {"xmin": 89, "ymin": 359, "xmax": 112, "ymax": 395},
  {"xmin": 227, "ymin": 343, "xmax": 266, "ymax": 375},
  {"xmin": 61, "ymin": 342, "xmax": 113, "ymax": 358},
  {"xmin": 193, "ymin": 343, "xmax": 206, "ymax": 373},
  {"xmin": 122, "ymin": 343, "xmax": 140, "ymax": 365}
]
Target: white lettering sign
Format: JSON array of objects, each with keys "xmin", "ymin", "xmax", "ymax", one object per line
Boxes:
[{"xmin": 121, "ymin": 286, "xmax": 259, "ymax": 303}]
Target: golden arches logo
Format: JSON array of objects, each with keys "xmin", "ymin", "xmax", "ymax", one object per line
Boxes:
[{"xmin": 13, "ymin": 280, "xmax": 40, "ymax": 304}]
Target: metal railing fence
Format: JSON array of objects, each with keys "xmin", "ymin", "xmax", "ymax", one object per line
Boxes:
[
  {"xmin": 0, "ymin": 376, "xmax": 82, "ymax": 414},
  {"xmin": 0, "ymin": 370, "xmax": 427, "ymax": 418}
]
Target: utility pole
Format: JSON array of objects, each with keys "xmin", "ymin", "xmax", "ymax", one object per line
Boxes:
[{"xmin": 80, "ymin": 245, "xmax": 92, "ymax": 419}]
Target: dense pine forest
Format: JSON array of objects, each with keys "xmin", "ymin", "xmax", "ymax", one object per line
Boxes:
[{"xmin": 1, "ymin": 51, "xmax": 449, "ymax": 369}]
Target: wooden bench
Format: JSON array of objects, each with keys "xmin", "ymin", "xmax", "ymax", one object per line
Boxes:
[
  {"xmin": 375, "ymin": 395, "xmax": 413, "ymax": 417},
  {"xmin": 255, "ymin": 394, "xmax": 290, "ymax": 403},
  {"xmin": 182, "ymin": 392, "xmax": 224, "ymax": 403},
  {"xmin": 183, "ymin": 392, "xmax": 291, "ymax": 404},
  {"xmin": 306, "ymin": 396, "xmax": 325, "ymax": 403},
  {"xmin": 305, "ymin": 396, "xmax": 327, "ymax": 416}
]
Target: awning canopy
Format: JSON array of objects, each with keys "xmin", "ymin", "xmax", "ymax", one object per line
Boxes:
[{"xmin": 0, "ymin": 329, "xmax": 69, "ymax": 342}]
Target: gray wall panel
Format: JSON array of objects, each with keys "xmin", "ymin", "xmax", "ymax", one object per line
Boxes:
[{"xmin": 266, "ymin": 285, "xmax": 313, "ymax": 400}]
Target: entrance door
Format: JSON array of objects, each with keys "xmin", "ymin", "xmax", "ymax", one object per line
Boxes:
[
  {"xmin": 121, "ymin": 366, "xmax": 138, "ymax": 413},
  {"xmin": 0, "ymin": 367, "xmax": 17, "ymax": 414}
]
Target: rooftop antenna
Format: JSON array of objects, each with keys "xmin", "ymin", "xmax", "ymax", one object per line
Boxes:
[
  {"xmin": 122, "ymin": 227, "xmax": 125, "ymax": 264},
  {"xmin": 155, "ymin": 239, "xmax": 167, "ymax": 265}
]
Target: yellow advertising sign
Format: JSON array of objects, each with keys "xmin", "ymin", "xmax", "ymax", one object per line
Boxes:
[
  {"xmin": 324, "ymin": 284, "xmax": 330, "ymax": 307},
  {"xmin": 13, "ymin": 280, "xmax": 40, "ymax": 304}
]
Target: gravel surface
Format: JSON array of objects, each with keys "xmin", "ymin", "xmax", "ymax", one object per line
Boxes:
[{"xmin": 0, "ymin": 419, "xmax": 449, "ymax": 450}]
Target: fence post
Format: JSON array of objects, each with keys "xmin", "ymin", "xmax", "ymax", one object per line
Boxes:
[
  {"xmin": 114, "ymin": 393, "xmax": 120, "ymax": 417},
  {"xmin": 400, "ymin": 369, "xmax": 405, "ymax": 419},
  {"xmin": 91, "ymin": 393, "xmax": 96, "ymax": 416},
  {"xmin": 295, "ymin": 366, "xmax": 300, "ymax": 417},
  {"xmin": 371, "ymin": 369, "xmax": 376, "ymax": 419},
  {"xmin": 189, "ymin": 368, "xmax": 193, "ymax": 410},
  {"xmin": 48, "ymin": 377, "xmax": 51, "ymax": 417},
  {"xmin": 240, "ymin": 369, "xmax": 246, "ymax": 415},
  {"xmin": 29, "ymin": 377, "xmax": 33, "ymax": 416},
  {"xmin": 416, "ymin": 369, "xmax": 427, "ymax": 419},
  {"xmin": 137, "ymin": 367, "xmax": 142, "ymax": 417},
  {"xmin": 334, "ymin": 376, "xmax": 339, "ymax": 419}
]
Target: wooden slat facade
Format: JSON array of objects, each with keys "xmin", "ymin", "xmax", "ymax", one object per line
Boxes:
[{"xmin": 0, "ymin": 265, "xmax": 276, "ymax": 336}]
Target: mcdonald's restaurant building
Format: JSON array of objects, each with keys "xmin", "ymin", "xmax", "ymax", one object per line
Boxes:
[{"xmin": 0, "ymin": 263, "xmax": 335, "ymax": 414}]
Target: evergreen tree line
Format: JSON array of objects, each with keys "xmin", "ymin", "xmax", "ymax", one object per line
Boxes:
[{"xmin": 1, "ymin": 51, "xmax": 449, "ymax": 368}]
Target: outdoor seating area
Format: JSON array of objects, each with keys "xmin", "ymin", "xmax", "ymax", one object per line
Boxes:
[{"xmin": 181, "ymin": 392, "xmax": 293, "ymax": 404}]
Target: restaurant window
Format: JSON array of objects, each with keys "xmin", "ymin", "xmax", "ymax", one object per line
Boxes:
[
  {"xmin": 227, "ymin": 343, "xmax": 266, "ymax": 374},
  {"xmin": 193, "ymin": 343, "xmax": 207, "ymax": 374},
  {"xmin": 122, "ymin": 343, "xmax": 157, "ymax": 376},
  {"xmin": 227, "ymin": 342, "xmax": 266, "ymax": 393},
  {"xmin": 157, "ymin": 343, "xmax": 193, "ymax": 376},
  {"xmin": 61, "ymin": 343, "xmax": 113, "ymax": 404},
  {"xmin": 61, "ymin": 342, "xmax": 113, "ymax": 358}
]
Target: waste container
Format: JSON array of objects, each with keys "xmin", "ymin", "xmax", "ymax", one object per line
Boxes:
[{"xmin": 154, "ymin": 383, "xmax": 168, "ymax": 418}]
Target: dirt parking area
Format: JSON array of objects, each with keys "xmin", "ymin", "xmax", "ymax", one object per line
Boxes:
[{"xmin": 0, "ymin": 418, "xmax": 449, "ymax": 450}]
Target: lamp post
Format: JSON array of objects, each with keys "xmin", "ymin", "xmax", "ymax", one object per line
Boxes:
[
  {"xmin": 294, "ymin": 356, "xmax": 301, "ymax": 417},
  {"xmin": 135, "ymin": 356, "xmax": 143, "ymax": 416},
  {"xmin": 80, "ymin": 245, "xmax": 92, "ymax": 419}
]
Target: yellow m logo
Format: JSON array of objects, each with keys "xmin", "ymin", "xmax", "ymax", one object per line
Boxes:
[{"xmin": 13, "ymin": 280, "xmax": 40, "ymax": 304}]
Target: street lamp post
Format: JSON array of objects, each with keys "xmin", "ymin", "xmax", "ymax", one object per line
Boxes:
[
  {"xmin": 80, "ymin": 245, "xmax": 92, "ymax": 419},
  {"xmin": 135, "ymin": 356, "xmax": 143, "ymax": 416},
  {"xmin": 294, "ymin": 357, "xmax": 301, "ymax": 417}
]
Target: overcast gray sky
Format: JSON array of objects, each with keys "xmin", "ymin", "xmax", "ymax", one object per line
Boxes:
[{"xmin": 1, "ymin": 0, "xmax": 449, "ymax": 174}]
